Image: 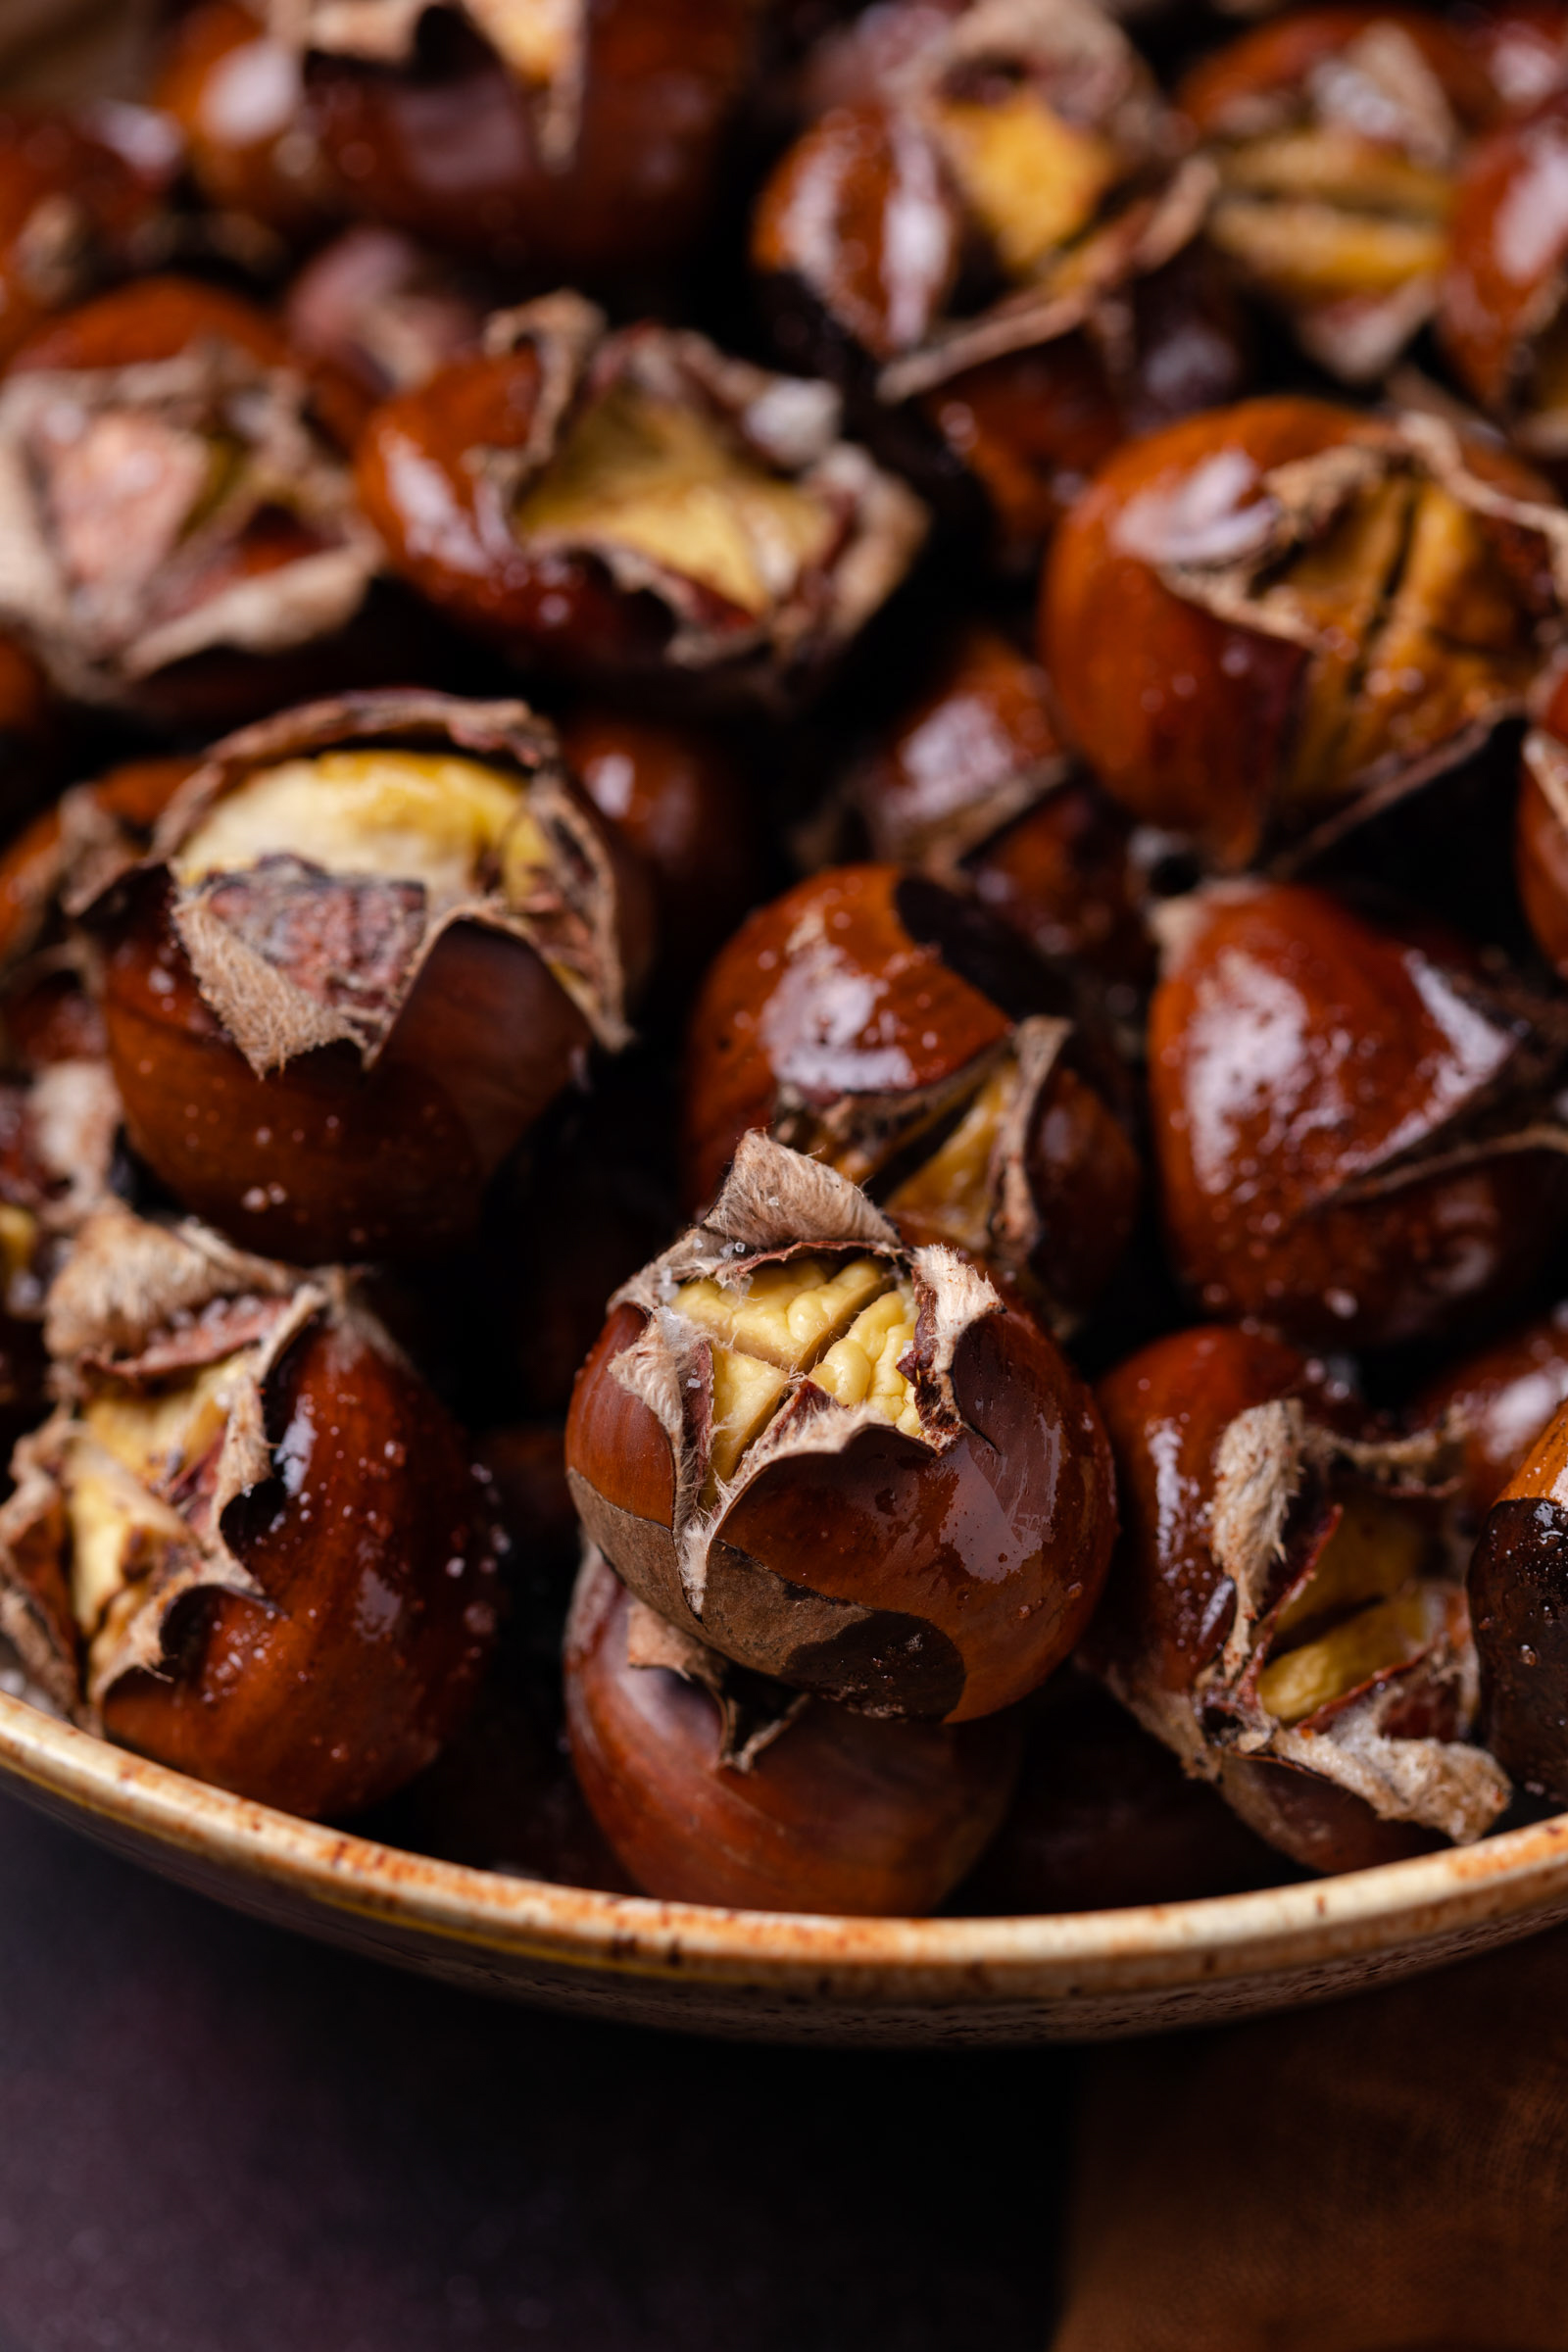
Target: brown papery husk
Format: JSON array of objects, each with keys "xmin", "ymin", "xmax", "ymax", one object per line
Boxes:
[
  {"xmin": 85, "ymin": 687, "xmax": 633, "ymax": 1079},
  {"xmin": 1100, "ymin": 1397, "xmax": 1509, "ymax": 1867},
  {"xmin": 473, "ymin": 292, "xmax": 928, "ymax": 701},
  {"xmin": 0, "ymin": 339, "xmax": 380, "ymax": 707},
  {"xmin": 0, "ymin": 1200, "xmax": 370, "ymax": 1717},
  {"xmin": 1146, "ymin": 412, "xmax": 1568, "ymax": 872},
  {"xmin": 567, "ymin": 1131, "xmax": 1004, "ymax": 1669}
]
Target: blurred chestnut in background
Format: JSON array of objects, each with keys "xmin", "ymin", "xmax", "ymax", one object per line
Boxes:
[
  {"xmin": 1091, "ymin": 1322, "xmax": 1509, "ymax": 1872},
  {"xmin": 0, "ymin": 108, "xmax": 171, "ymax": 368},
  {"xmin": 0, "ymin": 1204, "xmax": 502, "ymax": 1818},
  {"xmin": 0, "ymin": 275, "xmax": 390, "ymax": 732},
  {"xmin": 1412, "ymin": 1298, "xmax": 1568, "ymax": 1522},
  {"xmin": 295, "ymin": 0, "xmax": 756, "ymax": 278},
  {"xmin": 957, "ymin": 1672, "xmax": 1281, "ymax": 1914},
  {"xmin": 155, "ymin": 0, "xmax": 339, "ymax": 244},
  {"xmin": 565, "ymin": 1546, "xmax": 1023, "ymax": 1913},
  {"xmin": 1440, "ymin": 88, "xmax": 1568, "ymax": 465},
  {"xmin": 284, "ymin": 224, "xmax": 489, "ymax": 407},
  {"xmin": 1469, "ymin": 1391, "xmax": 1568, "ymax": 1802},
  {"xmin": 565, "ymin": 1133, "xmax": 1116, "ymax": 1722},
  {"xmin": 358, "ymin": 293, "xmax": 927, "ymax": 708},
  {"xmin": 1151, "ymin": 882, "xmax": 1568, "ymax": 1348},
  {"xmin": 559, "ymin": 707, "xmax": 763, "ymax": 1005},
  {"xmin": 682, "ymin": 862, "xmax": 1139, "ymax": 1328},
  {"xmin": 851, "ymin": 624, "xmax": 1152, "ymax": 989},
  {"xmin": 1180, "ymin": 7, "xmax": 1495, "ymax": 382},
  {"xmin": 1044, "ymin": 396, "xmax": 1568, "ymax": 870},
  {"xmin": 1518, "ymin": 653, "xmax": 1568, "ymax": 979},
  {"xmin": 93, "ymin": 689, "xmax": 645, "ymax": 1263}
]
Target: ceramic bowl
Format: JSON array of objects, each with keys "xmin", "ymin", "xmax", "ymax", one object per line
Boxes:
[{"xmin": 4, "ymin": 1683, "xmax": 1568, "ymax": 2043}]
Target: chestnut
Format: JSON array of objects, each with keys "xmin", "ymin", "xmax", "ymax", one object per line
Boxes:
[
  {"xmin": 1412, "ymin": 1298, "xmax": 1568, "ymax": 1521},
  {"xmin": 0, "ymin": 1057, "xmax": 122, "ymax": 1463},
  {"xmin": 0, "ymin": 276, "xmax": 385, "ymax": 731},
  {"xmin": 1439, "ymin": 88, "xmax": 1568, "ymax": 465},
  {"xmin": 1468, "ymin": 1390, "xmax": 1568, "ymax": 1801},
  {"xmin": 89, "ymin": 689, "xmax": 646, "ymax": 1264},
  {"xmin": 1517, "ymin": 664, "xmax": 1568, "ymax": 976},
  {"xmin": 682, "ymin": 862, "xmax": 1139, "ymax": 1328},
  {"xmin": 1090, "ymin": 1322, "xmax": 1509, "ymax": 1873},
  {"xmin": 356, "ymin": 293, "xmax": 927, "ymax": 706},
  {"xmin": 0, "ymin": 109, "xmax": 170, "ymax": 369},
  {"xmin": 289, "ymin": 0, "xmax": 756, "ymax": 277},
  {"xmin": 1043, "ymin": 396, "xmax": 1568, "ymax": 869},
  {"xmin": 752, "ymin": 0, "xmax": 1209, "ymax": 402},
  {"xmin": 155, "ymin": 0, "xmax": 339, "ymax": 243},
  {"xmin": 558, "ymin": 707, "xmax": 763, "ymax": 1004},
  {"xmin": 284, "ymin": 225, "xmax": 489, "ymax": 407},
  {"xmin": 0, "ymin": 1201, "xmax": 502, "ymax": 1818},
  {"xmin": 957, "ymin": 1671, "xmax": 1281, "ymax": 1914},
  {"xmin": 564, "ymin": 1131, "xmax": 1116, "ymax": 1723},
  {"xmin": 1180, "ymin": 8, "xmax": 1495, "ymax": 383},
  {"xmin": 850, "ymin": 624, "xmax": 1152, "ymax": 988},
  {"xmin": 564, "ymin": 1545, "xmax": 1023, "ymax": 1914},
  {"xmin": 1150, "ymin": 881, "xmax": 1568, "ymax": 1348}
]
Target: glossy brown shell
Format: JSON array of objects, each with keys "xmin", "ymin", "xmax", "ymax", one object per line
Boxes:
[{"xmin": 1470, "ymin": 1396, "xmax": 1568, "ymax": 1801}]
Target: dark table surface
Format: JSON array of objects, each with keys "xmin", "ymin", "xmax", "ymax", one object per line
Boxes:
[{"xmin": 0, "ymin": 1788, "xmax": 1076, "ymax": 2352}]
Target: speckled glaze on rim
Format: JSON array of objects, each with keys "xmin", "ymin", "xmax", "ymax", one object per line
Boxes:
[{"xmin": 4, "ymin": 1684, "xmax": 1568, "ymax": 2043}]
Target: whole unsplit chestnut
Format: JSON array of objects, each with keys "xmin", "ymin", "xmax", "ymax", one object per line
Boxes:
[
  {"xmin": 564, "ymin": 1545, "xmax": 1023, "ymax": 1914},
  {"xmin": 1180, "ymin": 7, "xmax": 1496, "ymax": 382},
  {"xmin": 1150, "ymin": 881, "xmax": 1568, "ymax": 1348},
  {"xmin": 293, "ymin": 0, "xmax": 757, "ymax": 278},
  {"xmin": 850, "ymin": 624, "xmax": 1152, "ymax": 989},
  {"xmin": 682, "ymin": 862, "xmax": 1139, "ymax": 1328},
  {"xmin": 564, "ymin": 1131, "xmax": 1117, "ymax": 1723},
  {"xmin": 1467, "ymin": 1390, "xmax": 1568, "ymax": 1802},
  {"xmin": 1089, "ymin": 1321, "xmax": 1509, "ymax": 1872},
  {"xmin": 1413, "ymin": 1298, "xmax": 1568, "ymax": 1522},
  {"xmin": 0, "ymin": 109, "xmax": 171, "ymax": 368},
  {"xmin": 0, "ymin": 1201, "xmax": 502, "ymax": 1817},
  {"xmin": 1438, "ymin": 87, "xmax": 1568, "ymax": 465},
  {"xmin": 357, "ymin": 292, "xmax": 927, "ymax": 706},
  {"xmin": 0, "ymin": 275, "xmax": 386, "ymax": 731},
  {"xmin": 1044, "ymin": 396, "xmax": 1568, "ymax": 869},
  {"xmin": 89, "ymin": 689, "xmax": 647, "ymax": 1263}
]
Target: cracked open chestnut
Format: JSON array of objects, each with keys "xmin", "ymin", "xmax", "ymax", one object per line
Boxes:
[
  {"xmin": 1151, "ymin": 881, "xmax": 1568, "ymax": 1348},
  {"xmin": 0, "ymin": 1202, "xmax": 502, "ymax": 1818},
  {"xmin": 1043, "ymin": 396, "xmax": 1568, "ymax": 869},
  {"xmin": 1180, "ymin": 8, "xmax": 1495, "ymax": 383},
  {"xmin": 357, "ymin": 292, "xmax": 927, "ymax": 707},
  {"xmin": 850, "ymin": 623, "xmax": 1152, "ymax": 988},
  {"xmin": 0, "ymin": 275, "xmax": 392, "ymax": 732},
  {"xmin": 564, "ymin": 1132, "xmax": 1116, "ymax": 1723},
  {"xmin": 90, "ymin": 689, "xmax": 647, "ymax": 1263},
  {"xmin": 1090, "ymin": 1321, "xmax": 1509, "ymax": 1872},
  {"xmin": 564, "ymin": 1544, "xmax": 1024, "ymax": 1913},
  {"xmin": 682, "ymin": 862, "xmax": 1139, "ymax": 1330}
]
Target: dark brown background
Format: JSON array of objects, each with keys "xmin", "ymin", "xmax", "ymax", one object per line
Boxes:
[{"xmin": 0, "ymin": 1789, "xmax": 1075, "ymax": 2350}]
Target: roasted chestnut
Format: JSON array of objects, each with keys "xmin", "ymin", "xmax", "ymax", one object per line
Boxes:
[
  {"xmin": 357, "ymin": 293, "xmax": 928, "ymax": 706},
  {"xmin": 0, "ymin": 1058, "xmax": 122, "ymax": 1463},
  {"xmin": 558, "ymin": 707, "xmax": 763, "ymax": 1004},
  {"xmin": 0, "ymin": 109, "xmax": 170, "ymax": 368},
  {"xmin": 957, "ymin": 1671, "xmax": 1281, "ymax": 1913},
  {"xmin": 564, "ymin": 1544, "xmax": 1023, "ymax": 1913},
  {"xmin": 850, "ymin": 623, "xmax": 1152, "ymax": 988},
  {"xmin": 0, "ymin": 1202, "xmax": 502, "ymax": 1817},
  {"xmin": 1090, "ymin": 1322, "xmax": 1509, "ymax": 1871},
  {"xmin": 564, "ymin": 1131, "xmax": 1117, "ymax": 1722},
  {"xmin": 1468, "ymin": 1390, "xmax": 1568, "ymax": 1801},
  {"xmin": 284, "ymin": 224, "xmax": 489, "ymax": 406},
  {"xmin": 1412, "ymin": 1298, "xmax": 1568, "ymax": 1521},
  {"xmin": 292, "ymin": 0, "xmax": 756, "ymax": 277},
  {"xmin": 0, "ymin": 276, "xmax": 385, "ymax": 731},
  {"xmin": 1043, "ymin": 396, "xmax": 1568, "ymax": 869},
  {"xmin": 682, "ymin": 862, "xmax": 1139, "ymax": 1328},
  {"xmin": 1150, "ymin": 881, "xmax": 1568, "ymax": 1348},
  {"xmin": 754, "ymin": 0, "xmax": 1207, "ymax": 401},
  {"xmin": 1180, "ymin": 8, "xmax": 1495, "ymax": 382},
  {"xmin": 91, "ymin": 689, "xmax": 646, "ymax": 1263},
  {"xmin": 155, "ymin": 0, "xmax": 339, "ymax": 243},
  {"xmin": 1440, "ymin": 88, "xmax": 1568, "ymax": 466}
]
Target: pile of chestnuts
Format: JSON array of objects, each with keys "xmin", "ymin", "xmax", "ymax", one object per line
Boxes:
[{"xmin": 12, "ymin": 0, "xmax": 1568, "ymax": 1921}]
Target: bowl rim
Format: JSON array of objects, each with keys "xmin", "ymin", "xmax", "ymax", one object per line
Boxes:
[{"xmin": 7, "ymin": 1684, "xmax": 1568, "ymax": 2002}]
